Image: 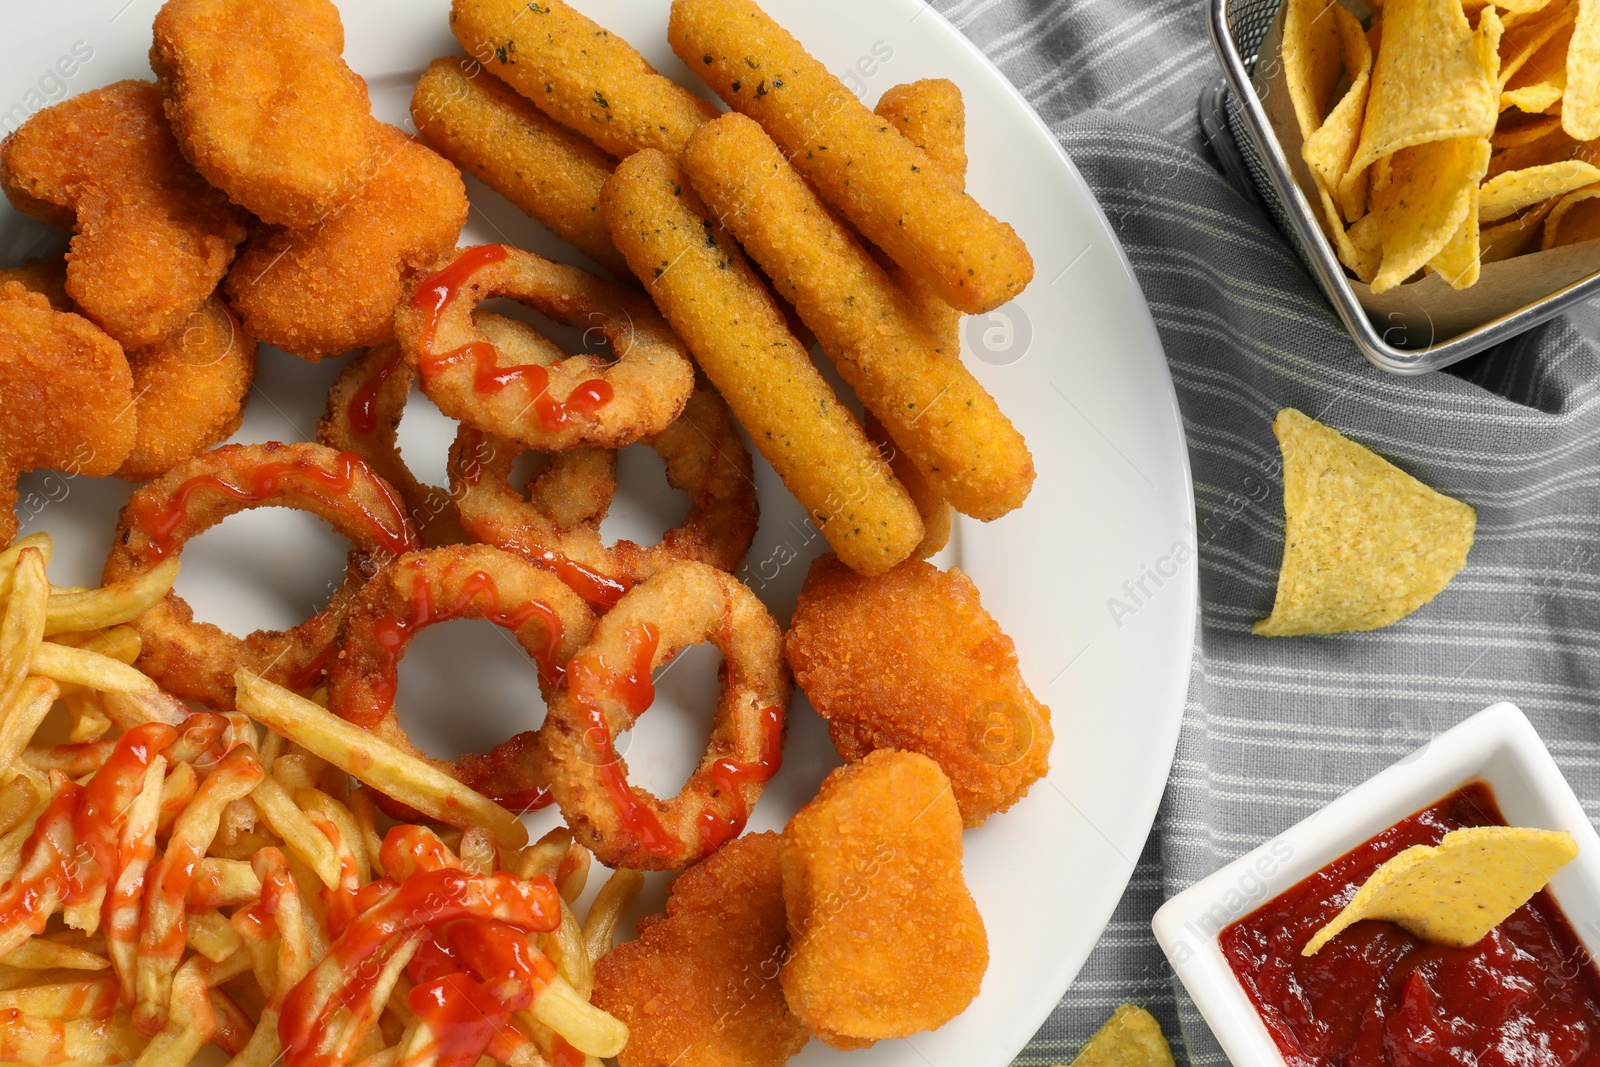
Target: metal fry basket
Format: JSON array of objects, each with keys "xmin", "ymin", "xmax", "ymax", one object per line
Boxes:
[{"xmin": 1205, "ymin": 0, "xmax": 1600, "ymax": 374}]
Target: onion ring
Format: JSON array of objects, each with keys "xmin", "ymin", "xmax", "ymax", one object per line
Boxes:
[
  {"xmin": 325, "ymin": 544, "xmax": 596, "ymax": 816},
  {"xmin": 393, "ymin": 243, "xmax": 694, "ymax": 451},
  {"xmin": 318, "ymin": 343, "xmax": 464, "ymax": 548},
  {"xmin": 537, "ymin": 561, "xmax": 791, "ymax": 871},
  {"xmin": 449, "ymin": 379, "xmax": 758, "ymax": 611},
  {"xmin": 103, "ymin": 442, "xmax": 421, "ymax": 709}
]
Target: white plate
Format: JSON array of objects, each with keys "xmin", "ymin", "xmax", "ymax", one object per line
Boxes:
[{"xmin": 0, "ymin": 3, "xmax": 1197, "ymax": 1065}]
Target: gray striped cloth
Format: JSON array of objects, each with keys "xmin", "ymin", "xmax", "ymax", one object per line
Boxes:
[{"xmin": 930, "ymin": 0, "xmax": 1600, "ymax": 1064}]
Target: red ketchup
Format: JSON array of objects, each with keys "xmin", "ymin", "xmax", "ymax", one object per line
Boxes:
[
  {"xmin": 566, "ymin": 623, "xmax": 679, "ymax": 858},
  {"xmin": 697, "ymin": 705, "xmax": 785, "ymax": 852},
  {"xmin": 411, "ymin": 245, "xmax": 614, "ymax": 432},
  {"xmin": 136, "ymin": 450, "xmax": 415, "ymax": 561},
  {"xmin": 1221, "ymin": 781, "xmax": 1600, "ymax": 1067}
]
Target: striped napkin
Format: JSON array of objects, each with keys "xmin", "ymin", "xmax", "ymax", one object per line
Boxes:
[{"xmin": 931, "ymin": 0, "xmax": 1600, "ymax": 1063}]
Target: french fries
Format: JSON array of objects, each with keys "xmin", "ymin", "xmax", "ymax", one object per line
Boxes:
[
  {"xmin": 235, "ymin": 669, "xmax": 530, "ymax": 850},
  {"xmin": 602, "ymin": 149, "xmax": 926, "ymax": 575},
  {"xmin": 670, "ymin": 0, "xmax": 1035, "ymax": 315},
  {"xmin": 682, "ymin": 112, "xmax": 1036, "ymax": 520},
  {"xmin": 0, "ymin": 530, "xmax": 631, "ymax": 1066}
]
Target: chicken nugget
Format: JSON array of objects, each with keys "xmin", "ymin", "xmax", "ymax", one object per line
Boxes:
[
  {"xmin": 451, "ymin": 0, "xmax": 718, "ymax": 159},
  {"xmin": 412, "ymin": 57, "xmax": 631, "ymax": 279},
  {"xmin": 601, "ymin": 149, "xmax": 924, "ymax": 576},
  {"xmin": 593, "ymin": 832, "xmax": 807, "ymax": 1067},
  {"xmin": 781, "ymin": 750, "xmax": 987, "ymax": 1047},
  {"xmin": 0, "ymin": 258, "xmax": 70, "ymax": 311},
  {"xmin": 681, "ymin": 113, "xmax": 1034, "ymax": 520},
  {"xmin": 117, "ymin": 297, "xmax": 256, "ymax": 482},
  {"xmin": 0, "ymin": 81, "xmax": 248, "ymax": 350},
  {"xmin": 152, "ymin": 0, "xmax": 384, "ymax": 228},
  {"xmin": 226, "ymin": 126, "xmax": 468, "ymax": 360},
  {"xmin": 786, "ymin": 554, "xmax": 1052, "ymax": 826},
  {"xmin": 670, "ymin": 0, "xmax": 1033, "ymax": 315},
  {"xmin": 0, "ymin": 283, "xmax": 135, "ymax": 544}
]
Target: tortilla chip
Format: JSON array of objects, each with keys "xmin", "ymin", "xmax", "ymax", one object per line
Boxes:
[
  {"xmin": 1344, "ymin": 0, "xmax": 1498, "ymax": 199},
  {"xmin": 1370, "ymin": 135, "xmax": 1492, "ymax": 292},
  {"xmin": 1492, "ymin": 111, "xmax": 1565, "ymax": 147},
  {"xmin": 1427, "ymin": 184, "xmax": 1482, "ymax": 287},
  {"xmin": 1302, "ymin": 825, "xmax": 1578, "ymax": 954},
  {"xmin": 1255, "ymin": 409, "xmax": 1476, "ymax": 637},
  {"xmin": 1567, "ymin": 0, "xmax": 1600, "ymax": 138},
  {"xmin": 1345, "ymin": 212, "xmax": 1384, "ymax": 282},
  {"xmin": 1479, "ymin": 5, "xmax": 1507, "ymax": 84},
  {"xmin": 1483, "ymin": 198, "xmax": 1559, "ymax": 259},
  {"xmin": 1501, "ymin": 21, "xmax": 1574, "ymax": 113},
  {"xmin": 1544, "ymin": 185, "xmax": 1600, "ymax": 245},
  {"xmin": 1066, "ymin": 1005, "xmax": 1175, "ymax": 1067},
  {"xmin": 1480, "ymin": 159, "xmax": 1600, "ymax": 221},
  {"xmin": 1305, "ymin": 4, "xmax": 1377, "ymax": 221},
  {"xmin": 1284, "ymin": 0, "xmax": 1348, "ymax": 141},
  {"xmin": 1498, "ymin": 1, "xmax": 1577, "ymax": 87}
]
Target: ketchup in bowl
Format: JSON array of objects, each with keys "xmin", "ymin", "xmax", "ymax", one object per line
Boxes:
[{"xmin": 1220, "ymin": 782, "xmax": 1600, "ymax": 1067}]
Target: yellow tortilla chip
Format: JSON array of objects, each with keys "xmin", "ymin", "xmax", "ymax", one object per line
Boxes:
[
  {"xmin": 1065, "ymin": 1005, "xmax": 1175, "ymax": 1067},
  {"xmin": 1370, "ymin": 135, "xmax": 1492, "ymax": 292},
  {"xmin": 1255, "ymin": 409, "xmax": 1476, "ymax": 637},
  {"xmin": 1492, "ymin": 112, "xmax": 1564, "ymax": 147},
  {"xmin": 1427, "ymin": 184, "xmax": 1482, "ymax": 287},
  {"xmin": 1501, "ymin": 21, "xmax": 1574, "ymax": 113},
  {"xmin": 1302, "ymin": 825, "xmax": 1578, "ymax": 954},
  {"xmin": 1498, "ymin": 1, "xmax": 1577, "ymax": 88},
  {"xmin": 1543, "ymin": 185, "xmax": 1600, "ymax": 245},
  {"xmin": 1343, "ymin": 0, "xmax": 1498, "ymax": 206},
  {"xmin": 1284, "ymin": 0, "xmax": 1348, "ymax": 141},
  {"xmin": 1328, "ymin": 203, "xmax": 1383, "ymax": 282},
  {"xmin": 1567, "ymin": 0, "xmax": 1600, "ymax": 138},
  {"xmin": 1305, "ymin": 4, "xmax": 1376, "ymax": 221},
  {"xmin": 1488, "ymin": 126, "xmax": 1588, "ymax": 177},
  {"xmin": 1483, "ymin": 198, "xmax": 1558, "ymax": 259},
  {"xmin": 1481, "ymin": 159, "xmax": 1600, "ymax": 221},
  {"xmin": 1479, "ymin": 5, "xmax": 1507, "ymax": 84}
]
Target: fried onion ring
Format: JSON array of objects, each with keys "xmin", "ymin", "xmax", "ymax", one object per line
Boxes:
[
  {"xmin": 393, "ymin": 244, "xmax": 693, "ymax": 451},
  {"xmin": 537, "ymin": 561, "xmax": 790, "ymax": 871},
  {"xmin": 319, "ymin": 343, "xmax": 464, "ymax": 548},
  {"xmin": 326, "ymin": 544, "xmax": 596, "ymax": 816},
  {"xmin": 449, "ymin": 379, "xmax": 757, "ymax": 611},
  {"xmin": 104, "ymin": 442, "xmax": 420, "ymax": 708}
]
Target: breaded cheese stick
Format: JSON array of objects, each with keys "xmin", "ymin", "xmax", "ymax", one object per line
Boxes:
[
  {"xmin": 669, "ymin": 0, "xmax": 1033, "ymax": 315},
  {"xmin": 602, "ymin": 149, "xmax": 924, "ymax": 575},
  {"xmin": 682, "ymin": 114, "xmax": 1034, "ymax": 521},
  {"xmin": 876, "ymin": 79, "xmax": 966, "ymax": 356},
  {"xmin": 872, "ymin": 79, "xmax": 968, "ymax": 557},
  {"xmin": 451, "ymin": 0, "xmax": 717, "ymax": 158},
  {"xmin": 411, "ymin": 57, "xmax": 630, "ymax": 278}
]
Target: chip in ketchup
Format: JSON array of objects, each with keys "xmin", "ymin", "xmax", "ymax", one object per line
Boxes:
[{"xmin": 1220, "ymin": 781, "xmax": 1600, "ymax": 1067}]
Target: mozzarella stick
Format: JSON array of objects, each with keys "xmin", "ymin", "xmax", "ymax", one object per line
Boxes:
[
  {"xmin": 451, "ymin": 0, "xmax": 717, "ymax": 158},
  {"xmin": 682, "ymin": 113, "xmax": 1034, "ymax": 520},
  {"xmin": 411, "ymin": 57, "xmax": 630, "ymax": 278},
  {"xmin": 669, "ymin": 0, "xmax": 1033, "ymax": 315},
  {"xmin": 874, "ymin": 79, "xmax": 968, "ymax": 556},
  {"xmin": 602, "ymin": 149, "xmax": 923, "ymax": 575}
]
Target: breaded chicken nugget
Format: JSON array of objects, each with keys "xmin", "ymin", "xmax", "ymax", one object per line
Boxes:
[
  {"xmin": 152, "ymin": 0, "xmax": 383, "ymax": 228},
  {"xmin": 117, "ymin": 297, "xmax": 256, "ymax": 482},
  {"xmin": 412, "ymin": 57, "xmax": 631, "ymax": 279},
  {"xmin": 0, "ymin": 258, "xmax": 71, "ymax": 311},
  {"xmin": 593, "ymin": 832, "xmax": 807, "ymax": 1067},
  {"xmin": 670, "ymin": 0, "xmax": 1034, "ymax": 315},
  {"xmin": 451, "ymin": 0, "xmax": 717, "ymax": 158},
  {"xmin": 0, "ymin": 81, "xmax": 247, "ymax": 350},
  {"xmin": 786, "ymin": 555, "xmax": 1052, "ymax": 826},
  {"xmin": 226, "ymin": 126, "xmax": 468, "ymax": 360},
  {"xmin": 0, "ymin": 283, "xmax": 135, "ymax": 544},
  {"xmin": 781, "ymin": 750, "xmax": 987, "ymax": 1048}
]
